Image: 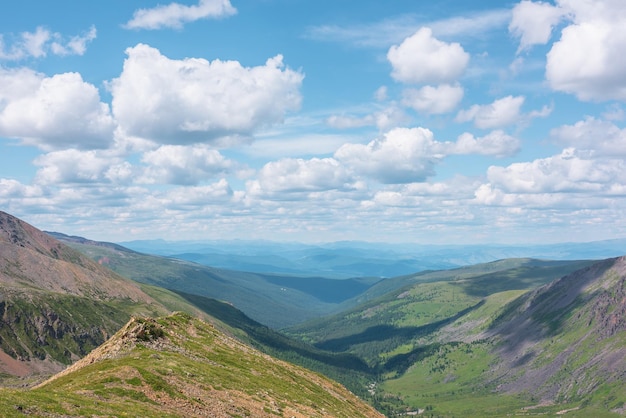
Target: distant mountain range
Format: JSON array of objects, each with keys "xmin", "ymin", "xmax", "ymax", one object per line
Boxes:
[{"xmin": 119, "ymin": 237, "xmax": 626, "ymax": 279}]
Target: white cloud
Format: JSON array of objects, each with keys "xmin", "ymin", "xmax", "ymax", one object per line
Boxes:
[
  {"xmin": 0, "ymin": 68, "xmax": 115, "ymax": 150},
  {"xmin": 456, "ymin": 95, "xmax": 525, "ymax": 129},
  {"xmin": 335, "ymin": 127, "xmax": 441, "ymax": 184},
  {"xmin": 603, "ymin": 104, "xmax": 625, "ymax": 121},
  {"xmin": 34, "ymin": 149, "xmax": 131, "ymax": 185},
  {"xmin": 483, "ymin": 148, "xmax": 625, "ymax": 195},
  {"xmin": 326, "ymin": 115, "xmax": 373, "ymax": 130},
  {"xmin": 450, "ymin": 131, "xmax": 520, "ymax": 158},
  {"xmin": 139, "ymin": 144, "xmax": 235, "ymax": 185},
  {"xmin": 374, "ymin": 86, "xmax": 388, "ymax": 101},
  {"xmin": 509, "ymin": 1, "xmax": 565, "ymax": 53},
  {"xmin": 249, "ymin": 158, "xmax": 356, "ymax": 195},
  {"xmin": 162, "ymin": 179, "xmax": 234, "ymax": 207},
  {"xmin": 387, "ymin": 27, "xmax": 470, "ymax": 84},
  {"xmin": 0, "ymin": 178, "xmax": 43, "ymax": 198},
  {"xmin": 551, "ymin": 117, "xmax": 626, "ymax": 156},
  {"xmin": 0, "ymin": 26, "xmax": 96, "ymax": 60},
  {"xmin": 125, "ymin": 0, "xmax": 236, "ymax": 30},
  {"xmin": 402, "ymin": 84, "xmax": 464, "ymax": 114},
  {"xmin": 542, "ymin": 0, "xmax": 626, "ymax": 101},
  {"xmin": 109, "ymin": 44, "xmax": 303, "ymax": 146},
  {"xmin": 50, "ymin": 25, "xmax": 97, "ymax": 56},
  {"xmin": 335, "ymin": 127, "xmax": 520, "ymax": 184}
]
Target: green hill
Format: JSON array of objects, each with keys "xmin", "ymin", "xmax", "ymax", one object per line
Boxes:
[
  {"xmin": 0, "ymin": 312, "xmax": 383, "ymax": 418},
  {"xmin": 380, "ymin": 256, "xmax": 626, "ymax": 416},
  {"xmin": 286, "ymin": 258, "xmax": 594, "ymax": 364}
]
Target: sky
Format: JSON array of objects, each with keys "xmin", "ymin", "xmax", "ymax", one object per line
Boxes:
[{"xmin": 1, "ymin": 0, "xmax": 626, "ymax": 245}]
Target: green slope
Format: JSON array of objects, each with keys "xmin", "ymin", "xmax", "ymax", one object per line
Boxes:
[
  {"xmin": 50, "ymin": 233, "xmax": 381, "ymax": 328},
  {"xmin": 380, "ymin": 256, "xmax": 626, "ymax": 417},
  {"xmin": 0, "ymin": 312, "xmax": 384, "ymax": 418},
  {"xmin": 286, "ymin": 258, "xmax": 594, "ymax": 364}
]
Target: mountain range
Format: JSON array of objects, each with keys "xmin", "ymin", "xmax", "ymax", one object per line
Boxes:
[
  {"xmin": 0, "ymin": 210, "xmax": 382, "ymax": 416},
  {"xmin": 119, "ymin": 237, "xmax": 626, "ymax": 278},
  {"xmin": 2, "ymin": 210, "xmax": 626, "ymax": 416}
]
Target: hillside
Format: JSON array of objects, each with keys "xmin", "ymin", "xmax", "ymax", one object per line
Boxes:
[
  {"xmin": 0, "ymin": 312, "xmax": 383, "ymax": 418},
  {"xmin": 286, "ymin": 258, "xmax": 594, "ymax": 363},
  {"xmin": 49, "ymin": 232, "xmax": 381, "ymax": 328},
  {"xmin": 379, "ymin": 257, "xmax": 626, "ymax": 416},
  {"xmin": 0, "ymin": 211, "xmax": 181, "ymax": 379}
]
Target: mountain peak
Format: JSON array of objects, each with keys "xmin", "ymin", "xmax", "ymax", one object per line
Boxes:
[
  {"xmin": 0, "ymin": 211, "xmax": 64, "ymax": 259},
  {"xmin": 0, "ymin": 211, "xmax": 153, "ymax": 301}
]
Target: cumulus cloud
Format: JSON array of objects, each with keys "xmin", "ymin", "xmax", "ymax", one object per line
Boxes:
[
  {"xmin": 34, "ymin": 149, "xmax": 132, "ymax": 185},
  {"xmin": 109, "ymin": 44, "xmax": 303, "ymax": 146},
  {"xmin": 139, "ymin": 145, "xmax": 235, "ymax": 185},
  {"xmin": 0, "ymin": 178, "xmax": 43, "ymax": 198},
  {"xmin": 51, "ymin": 25, "xmax": 97, "ymax": 56},
  {"xmin": 162, "ymin": 179, "xmax": 234, "ymax": 207},
  {"xmin": 335, "ymin": 127, "xmax": 441, "ymax": 184},
  {"xmin": 510, "ymin": 0, "xmax": 626, "ymax": 101},
  {"xmin": 545, "ymin": 0, "xmax": 626, "ymax": 101},
  {"xmin": 0, "ymin": 26, "xmax": 96, "ymax": 60},
  {"xmin": 551, "ymin": 117, "xmax": 626, "ymax": 156},
  {"xmin": 456, "ymin": 95, "xmax": 526, "ymax": 129},
  {"xmin": 509, "ymin": 1, "xmax": 565, "ymax": 53},
  {"xmin": 125, "ymin": 0, "xmax": 236, "ymax": 30},
  {"xmin": 480, "ymin": 148, "xmax": 625, "ymax": 196},
  {"xmin": 387, "ymin": 27, "xmax": 470, "ymax": 84},
  {"xmin": 249, "ymin": 158, "xmax": 356, "ymax": 196},
  {"xmin": 0, "ymin": 68, "xmax": 115, "ymax": 150},
  {"xmin": 335, "ymin": 127, "xmax": 521, "ymax": 184},
  {"xmin": 402, "ymin": 84, "xmax": 464, "ymax": 114},
  {"xmin": 449, "ymin": 131, "xmax": 520, "ymax": 158}
]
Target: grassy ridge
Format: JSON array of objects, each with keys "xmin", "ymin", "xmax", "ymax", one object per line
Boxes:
[{"xmin": 0, "ymin": 313, "xmax": 383, "ymax": 418}]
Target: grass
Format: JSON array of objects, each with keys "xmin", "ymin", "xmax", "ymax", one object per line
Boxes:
[{"xmin": 0, "ymin": 313, "xmax": 382, "ymax": 417}]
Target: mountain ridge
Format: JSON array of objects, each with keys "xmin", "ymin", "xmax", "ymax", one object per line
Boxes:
[{"xmin": 8, "ymin": 312, "xmax": 384, "ymax": 418}]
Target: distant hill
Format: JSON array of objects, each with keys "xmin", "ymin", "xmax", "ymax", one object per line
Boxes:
[
  {"xmin": 119, "ymin": 238, "xmax": 626, "ymax": 278},
  {"xmin": 0, "ymin": 312, "xmax": 383, "ymax": 418}
]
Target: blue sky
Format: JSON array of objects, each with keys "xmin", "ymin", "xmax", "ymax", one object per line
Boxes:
[{"xmin": 1, "ymin": 0, "xmax": 626, "ymax": 245}]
